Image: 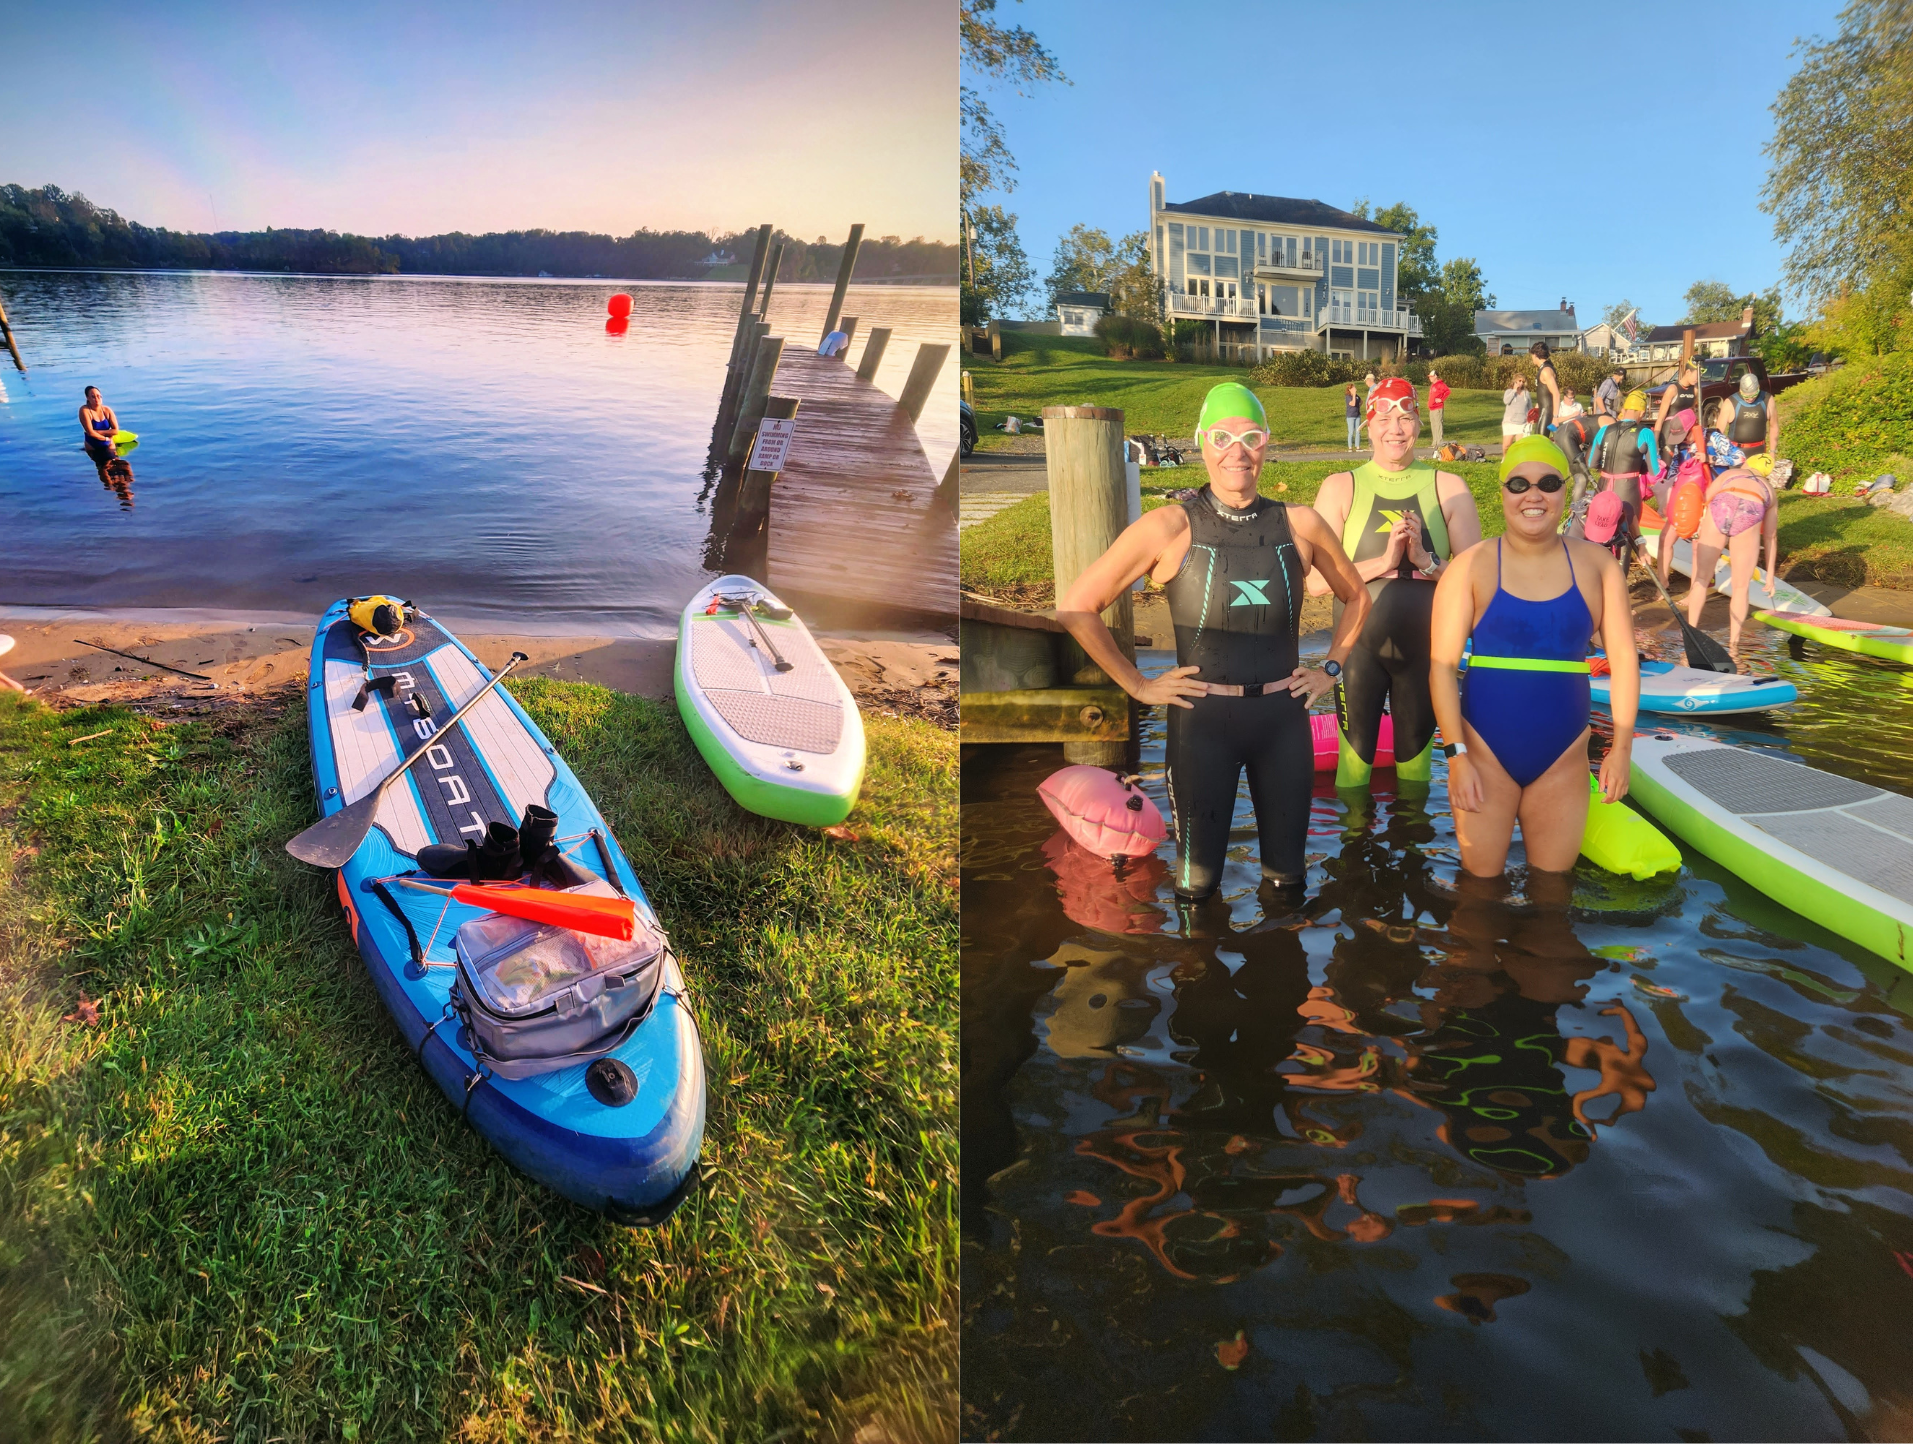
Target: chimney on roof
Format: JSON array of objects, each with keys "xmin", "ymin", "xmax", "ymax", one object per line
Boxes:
[{"xmin": 1740, "ymin": 304, "xmax": 1754, "ymax": 329}]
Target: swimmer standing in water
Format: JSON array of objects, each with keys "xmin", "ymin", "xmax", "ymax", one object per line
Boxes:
[
  {"xmin": 1309, "ymin": 376, "xmax": 1481, "ymax": 788},
  {"xmin": 1430, "ymin": 436, "xmax": 1640, "ymax": 877},
  {"xmin": 1057, "ymin": 383, "xmax": 1371, "ymax": 902}
]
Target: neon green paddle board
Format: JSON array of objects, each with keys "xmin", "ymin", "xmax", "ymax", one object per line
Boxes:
[{"xmin": 1758, "ymin": 611, "xmax": 1913, "ymax": 665}]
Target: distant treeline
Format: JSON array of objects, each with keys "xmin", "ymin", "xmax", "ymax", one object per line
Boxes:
[{"xmin": 0, "ymin": 185, "xmax": 958, "ymax": 283}]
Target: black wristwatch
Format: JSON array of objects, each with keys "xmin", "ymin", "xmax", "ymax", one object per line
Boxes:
[{"xmin": 1321, "ymin": 658, "xmax": 1342, "ymax": 679}]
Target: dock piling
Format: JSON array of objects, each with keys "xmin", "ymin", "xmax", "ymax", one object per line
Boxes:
[
  {"xmin": 819, "ymin": 223, "xmax": 864, "ymax": 341},
  {"xmin": 856, "ymin": 327, "xmax": 892, "ymax": 382},
  {"xmin": 834, "ymin": 315, "xmax": 858, "ymax": 358},
  {"xmin": 897, "ymin": 343, "xmax": 951, "ymax": 424},
  {"xmin": 758, "ymin": 240, "xmax": 784, "ymax": 317},
  {"xmin": 727, "ymin": 336, "xmax": 787, "ymax": 465},
  {"xmin": 1043, "ymin": 404, "xmax": 1134, "ymax": 763}
]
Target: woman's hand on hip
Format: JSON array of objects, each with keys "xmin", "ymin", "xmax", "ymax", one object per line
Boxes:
[
  {"xmin": 1286, "ymin": 666, "xmax": 1335, "ymax": 703},
  {"xmin": 1131, "ymin": 665, "xmax": 1208, "ymax": 709}
]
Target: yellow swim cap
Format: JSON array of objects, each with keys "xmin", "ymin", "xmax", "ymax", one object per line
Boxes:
[
  {"xmin": 1748, "ymin": 453, "xmax": 1774, "ymax": 476},
  {"xmin": 1622, "ymin": 389, "xmax": 1647, "ymax": 414},
  {"xmin": 1498, "ymin": 434, "xmax": 1570, "ymax": 486}
]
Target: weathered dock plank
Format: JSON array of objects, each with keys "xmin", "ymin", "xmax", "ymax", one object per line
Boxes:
[{"xmin": 765, "ymin": 349, "xmax": 956, "ymax": 629}]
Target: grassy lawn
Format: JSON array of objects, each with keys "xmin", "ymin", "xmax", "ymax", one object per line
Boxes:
[
  {"xmin": 0, "ymin": 681, "xmax": 956, "ymax": 1442},
  {"xmin": 961, "ymin": 460, "xmax": 1913, "ymax": 601},
  {"xmin": 965, "ymin": 333, "xmax": 1508, "ymax": 452}
]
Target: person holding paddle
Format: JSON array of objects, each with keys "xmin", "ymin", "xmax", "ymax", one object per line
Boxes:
[
  {"xmin": 1685, "ymin": 458, "xmax": 1778, "ymax": 670},
  {"xmin": 1429, "ymin": 436, "xmax": 1639, "ymax": 879}
]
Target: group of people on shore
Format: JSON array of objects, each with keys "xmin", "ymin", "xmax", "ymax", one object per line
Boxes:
[{"xmin": 1059, "ymin": 379, "xmax": 1640, "ymax": 907}]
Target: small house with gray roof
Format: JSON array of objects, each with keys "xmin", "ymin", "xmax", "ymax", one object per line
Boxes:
[
  {"xmin": 1147, "ymin": 172, "xmax": 1423, "ymax": 364},
  {"xmin": 1475, "ymin": 304, "xmax": 1584, "ymax": 355}
]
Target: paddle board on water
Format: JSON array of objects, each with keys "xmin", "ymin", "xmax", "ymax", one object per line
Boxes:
[
  {"xmin": 1588, "ymin": 657, "xmax": 1797, "ymax": 715},
  {"xmin": 1643, "ymin": 527, "xmax": 1830, "ymax": 617},
  {"xmin": 1757, "ymin": 611, "xmax": 1914, "ymax": 666},
  {"xmin": 675, "ymin": 575, "xmax": 865, "ymax": 827},
  {"xmin": 1629, "ymin": 731, "xmax": 1912, "ymax": 969},
  {"xmin": 306, "ymin": 600, "xmax": 705, "ymax": 1220}
]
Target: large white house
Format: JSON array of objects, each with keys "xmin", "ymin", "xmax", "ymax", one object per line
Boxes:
[
  {"xmin": 1474, "ymin": 304, "xmax": 1585, "ymax": 355},
  {"xmin": 1147, "ymin": 172, "xmax": 1423, "ymax": 364}
]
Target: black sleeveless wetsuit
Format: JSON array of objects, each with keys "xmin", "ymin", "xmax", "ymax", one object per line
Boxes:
[
  {"xmin": 1728, "ymin": 395, "xmax": 1769, "ymax": 454},
  {"xmin": 1162, "ymin": 491, "xmax": 1311, "ymax": 901}
]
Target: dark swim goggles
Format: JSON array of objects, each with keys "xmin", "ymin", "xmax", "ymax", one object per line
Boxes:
[{"xmin": 1503, "ymin": 473, "xmax": 1568, "ymax": 494}]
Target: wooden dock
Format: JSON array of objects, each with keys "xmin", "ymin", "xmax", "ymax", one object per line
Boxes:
[{"xmin": 764, "ymin": 348, "xmax": 956, "ymax": 629}]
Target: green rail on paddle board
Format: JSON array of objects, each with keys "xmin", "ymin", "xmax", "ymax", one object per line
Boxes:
[
  {"xmin": 1629, "ymin": 753, "xmax": 1912, "ymax": 971},
  {"xmin": 1757, "ymin": 611, "xmax": 1913, "ymax": 666}
]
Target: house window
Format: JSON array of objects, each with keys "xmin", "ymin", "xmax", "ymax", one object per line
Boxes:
[
  {"xmin": 1186, "ymin": 225, "xmax": 1200, "ymax": 250},
  {"xmin": 1187, "ymin": 278, "xmax": 1200, "ymax": 296},
  {"xmin": 1257, "ymin": 234, "xmax": 1267, "ymax": 264},
  {"xmin": 1275, "ymin": 287, "xmax": 1296, "ymax": 317},
  {"xmin": 1189, "ymin": 254, "xmax": 1210, "ymax": 276},
  {"xmin": 1285, "ymin": 236, "xmax": 1297, "ymax": 267},
  {"xmin": 1258, "ymin": 284, "xmax": 1267, "ymax": 314}
]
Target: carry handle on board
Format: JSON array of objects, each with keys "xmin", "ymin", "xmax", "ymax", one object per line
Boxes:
[
  {"xmin": 1631, "ymin": 539, "xmax": 1736, "ymax": 674},
  {"xmin": 286, "ymin": 651, "xmax": 531, "ymax": 869}
]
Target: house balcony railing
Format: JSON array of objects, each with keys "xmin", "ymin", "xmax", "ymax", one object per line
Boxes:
[
  {"xmin": 1167, "ymin": 292, "xmax": 1257, "ymax": 319},
  {"xmin": 1251, "ymin": 257, "xmax": 1324, "ymax": 281},
  {"xmin": 1317, "ymin": 305, "xmax": 1422, "ymax": 336}
]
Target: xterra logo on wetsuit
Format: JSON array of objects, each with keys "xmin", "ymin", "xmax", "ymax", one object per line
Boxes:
[{"xmin": 1229, "ymin": 580, "xmax": 1271, "ymax": 607}]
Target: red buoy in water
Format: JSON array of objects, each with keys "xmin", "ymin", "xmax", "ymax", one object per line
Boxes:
[{"xmin": 607, "ymin": 292, "xmax": 633, "ymax": 320}]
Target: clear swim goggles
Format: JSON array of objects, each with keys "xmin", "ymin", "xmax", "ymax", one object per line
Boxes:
[
  {"xmin": 1197, "ymin": 425, "xmax": 1269, "ymax": 450},
  {"xmin": 1367, "ymin": 394, "xmax": 1419, "ymax": 419}
]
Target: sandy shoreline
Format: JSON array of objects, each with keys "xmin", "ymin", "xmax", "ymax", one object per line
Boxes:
[{"xmin": 0, "ymin": 611, "xmax": 959, "ymax": 728}]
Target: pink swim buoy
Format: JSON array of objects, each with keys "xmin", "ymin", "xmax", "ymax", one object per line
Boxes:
[
  {"xmin": 607, "ymin": 292, "xmax": 633, "ymax": 319},
  {"xmin": 1037, "ymin": 765, "xmax": 1166, "ymax": 861},
  {"xmin": 1310, "ymin": 711, "xmax": 1396, "ymax": 773}
]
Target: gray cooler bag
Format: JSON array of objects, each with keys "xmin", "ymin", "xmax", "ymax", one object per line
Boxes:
[{"xmin": 450, "ymin": 883, "xmax": 667, "ymax": 1080}]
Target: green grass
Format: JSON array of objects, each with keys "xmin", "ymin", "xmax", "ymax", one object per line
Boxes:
[
  {"xmin": 0, "ymin": 680, "xmax": 956, "ymax": 1442},
  {"xmin": 965, "ymin": 333, "xmax": 1509, "ymax": 452},
  {"xmin": 963, "ymin": 452, "xmax": 1915, "ymax": 601}
]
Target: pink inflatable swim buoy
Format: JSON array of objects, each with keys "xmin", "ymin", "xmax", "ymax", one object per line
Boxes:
[
  {"xmin": 1310, "ymin": 711, "xmax": 1395, "ymax": 773},
  {"xmin": 1037, "ymin": 765, "xmax": 1167, "ymax": 860}
]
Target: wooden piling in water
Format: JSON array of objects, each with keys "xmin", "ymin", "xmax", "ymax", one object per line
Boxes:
[
  {"xmin": 819, "ymin": 223, "xmax": 864, "ymax": 341},
  {"xmin": 712, "ymin": 225, "xmax": 774, "ymax": 444},
  {"xmin": 0, "ymin": 293, "xmax": 24, "ymax": 372},
  {"xmin": 1043, "ymin": 404, "xmax": 1134, "ymax": 763},
  {"xmin": 727, "ymin": 336, "xmax": 786, "ymax": 465},
  {"xmin": 737, "ymin": 395, "xmax": 799, "ymax": 532},
  {"xmin": 835, "ymin": 315, "xmax": 858, "ymax": 357},
  {"xmin": 856, "ymin": 327, "xmax": 892, "ymax": 382},
  {"xmin": 897, "ymin": 343, "xmax": 950, "ymax": 424},
  {"xmin": 758, "ymin": 240, "xmax": 784, "ymax": 317}
]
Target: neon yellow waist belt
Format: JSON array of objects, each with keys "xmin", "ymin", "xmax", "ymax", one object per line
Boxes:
[{"xmin": 1467, "ymin": 655, "xmax": 1590, "ymax": 673}]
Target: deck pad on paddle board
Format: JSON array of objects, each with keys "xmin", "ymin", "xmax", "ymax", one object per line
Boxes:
[
  {"xmin": 1758, "ymin": 611, "xmax": 1914, "ymax": 665},
  {"xmin": 1630, "ymin": 733, "xmax": 1911, "ymax": 969},
  {"xmin": 675, "ymin": 575, "xmax": 865, "ymax": 826},
  {"xmin": 1645, "ymin": 528, "xmax": 1830, "ymax": 617},
  {"xmin": 1589, "ymin": 658, "xmax": 1797, "ymax": 715},
  {"xmin": 307, "ymin": 601, "xmax": 705, "ymax": 1218}
]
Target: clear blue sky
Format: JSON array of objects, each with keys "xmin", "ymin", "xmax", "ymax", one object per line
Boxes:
[
  {"xmin": 971, "ymin": 0, "xmax": 1837, "ymax": 326},
  {"xmin": 2, "ymin": 0, "xmax": 956, "ymax": 242}
]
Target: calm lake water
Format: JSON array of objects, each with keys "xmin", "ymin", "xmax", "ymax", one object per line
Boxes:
[
  {"xmin": 0, "ymin": 269, "xmax": 957, "ymax": 634},
  {"xmin": 962, "ymin": 626, "xmax": 1911, "ymax": 1442}
]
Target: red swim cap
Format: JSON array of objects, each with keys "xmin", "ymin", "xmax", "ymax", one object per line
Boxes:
[{"xmin": 1368, "ymin": 376, "xmax": 1417, "ymax": 417}]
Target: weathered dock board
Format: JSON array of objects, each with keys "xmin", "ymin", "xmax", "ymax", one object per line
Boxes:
[{"xmin": 765, "ymin": 348, "xmax": 956, "ymax": 629}]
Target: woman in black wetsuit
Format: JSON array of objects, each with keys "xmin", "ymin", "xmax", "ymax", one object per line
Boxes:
[{"xmin": 1057, "ymin": 383, "xmax": 1371, "ymax": 902}]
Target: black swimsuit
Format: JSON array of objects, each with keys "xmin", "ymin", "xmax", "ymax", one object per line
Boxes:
[{"xmin": 1161, "ymin": 491, "xmax": 1311, "ymax": 901}]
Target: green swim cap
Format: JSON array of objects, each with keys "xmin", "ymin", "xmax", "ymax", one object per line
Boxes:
[
  {"xmin": 1498, "ymin": 434, "xmax": 1569, "ymax": 486},
  {"xmin": 1194, "ymin": 382, "xmax": 1267, "ymax": 441}
]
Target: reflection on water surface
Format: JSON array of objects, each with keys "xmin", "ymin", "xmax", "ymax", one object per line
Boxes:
[{"xmin": 962, "ymin": 635, "xmax": 1910, "ymax": 1443}]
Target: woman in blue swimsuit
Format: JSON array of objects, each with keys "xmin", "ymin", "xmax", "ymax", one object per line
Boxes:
[{"xmin": 1428, "ymin": 436, "xmax": 1640, "ymax": 877}]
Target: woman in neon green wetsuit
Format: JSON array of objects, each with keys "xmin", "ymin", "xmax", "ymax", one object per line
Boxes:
[{"xmin": 1309, "ymin": 376, "xmax": 1482, "ymax": 788}]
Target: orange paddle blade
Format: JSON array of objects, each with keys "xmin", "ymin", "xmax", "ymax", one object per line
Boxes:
[{"xmin": 447, "ymin": 883, "xmax": 636, "ymax": 940}]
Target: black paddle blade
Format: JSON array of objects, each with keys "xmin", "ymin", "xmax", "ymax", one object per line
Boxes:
[
  {"xmin": 285, "ymin": 790, "xmax": 382, "ymax": 869},
  {"xmin": 1681, "ymin": 625, "xmax": 1738, "ymax": 674}
]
